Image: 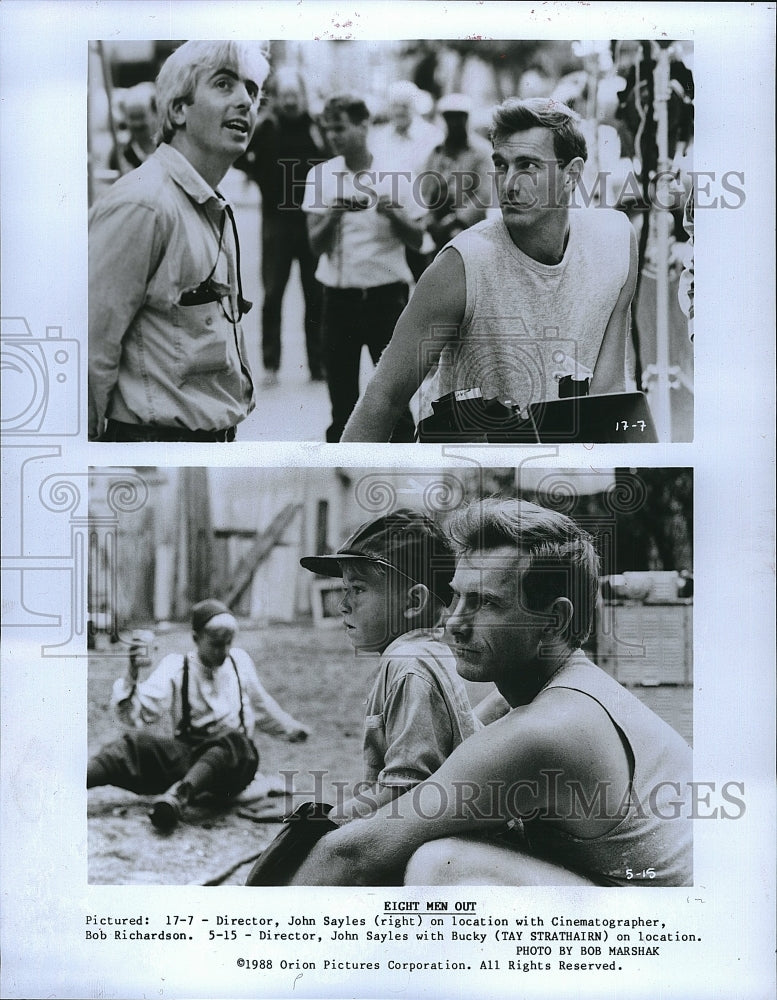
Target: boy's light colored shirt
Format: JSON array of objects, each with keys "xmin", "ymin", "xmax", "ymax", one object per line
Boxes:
[
  {"xmin": 111, "ymin": 647, "xmax": 303, "ymax": 741},
  {"xmin": 362, "ymin": 628, "xmax": 480, "ymax": 788}
]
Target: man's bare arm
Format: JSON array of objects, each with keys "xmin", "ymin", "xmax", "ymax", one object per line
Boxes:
[
  {"xmin": 289, "ymin": 708, "xmax": 555, "ymax": 885},
  {"xmin": 290, "ymin": 690, "xmax": 632, "ymax": 885},
  {"xmin": 590, "ymin": 223, "xmax": 638, "ymax": 395},
  {"xmin": 335, "ymin": 783, "xmax": 408, "ymax": 824},
  {"xmin": 340, "ymin": 249, "xmax": 466, "ymax": 442}
]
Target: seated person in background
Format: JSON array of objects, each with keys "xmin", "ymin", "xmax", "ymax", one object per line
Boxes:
[
  {"xmin": 300, "ymin": 509, "xmax": 479, "ymax": 822},
  {"xmin": 290, "ymin": 498, "xmax": 693, "ymax": 886},
  {"xmin": 341, "ymin": 97, "xmax": 638, "ymax": 442},
  {"xmin": 87, "ymin": 599, "xmax": 310, "ymax": 832}
]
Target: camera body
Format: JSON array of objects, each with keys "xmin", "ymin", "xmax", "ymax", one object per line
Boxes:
[
  {"xmin": 1, "ymin": 317, "xmax": 80, "ymax": 435},
  {"xmin": 415, "ymin": 388, "xmax": 533, "ymax": 443},
  {"xmin": 335, "ymin": 196, "xmax": 370, "ymax": 211}
]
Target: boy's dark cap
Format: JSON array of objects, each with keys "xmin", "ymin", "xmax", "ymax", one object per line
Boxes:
[{"xmin": 300, "ymin": 509, "xmax": 455, "ymax": 605}]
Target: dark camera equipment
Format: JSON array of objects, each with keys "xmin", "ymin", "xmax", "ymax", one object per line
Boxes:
[
  {"xmin": 415, "ymin": 386, "xmax": 658, "ymax": 443},
  {"xmin": 415, "ymin": 389, "xmax": 532, "ymax": 443},
  {"xmin": 337, "ymin": 196, "xmax": 370, "ymax": 211},
  {"xmin": 557, "ymin": 374, "xmax": 591, "ymax": 398},
  {"xmin": 177, "ymin": 204, "xmax": 252, "ymax": 321},
  {"xmin": 179, "ymin": 278, "xmax": 252, "ymax": 316}
]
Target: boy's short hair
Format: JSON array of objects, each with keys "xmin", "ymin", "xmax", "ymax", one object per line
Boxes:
[
  {"xmin": 155, "ymin": 40, "xmax": 270, "ymax": 145},
  {"xmin": 300, "ymin": 508, "xmax": 455, "ymax": 607}
]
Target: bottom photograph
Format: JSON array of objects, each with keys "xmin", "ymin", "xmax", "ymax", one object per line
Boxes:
[{"xmin": 87, "ymin": 465, "xmax": 694, "ymax": 887}]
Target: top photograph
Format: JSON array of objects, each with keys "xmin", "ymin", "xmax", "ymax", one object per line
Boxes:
[{"xmin": 87, "ymin": 38, "xmax": 695, "ymax": 444}]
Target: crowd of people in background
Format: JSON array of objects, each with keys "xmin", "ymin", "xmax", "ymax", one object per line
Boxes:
[{"xmin": 90, "ymin": 40, "xmax": 694, "ymax": 442}]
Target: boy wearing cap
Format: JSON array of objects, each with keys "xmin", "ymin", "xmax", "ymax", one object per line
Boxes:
[
  {"xmin": 87, "ymin": 599, "xmax": 310, "ymax": 832},
  {"xmin": 301, "ymin": 509, "xmax": 479, "ymax": 822}
]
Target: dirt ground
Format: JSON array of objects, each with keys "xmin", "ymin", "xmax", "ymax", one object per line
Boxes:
[
  {"xmin": 87, "ymin": 621, "xmax": 381, "ymax": 886},
  {"xmin": 88, "ymin": 619, "xmax": 692, "ymax": 886}
]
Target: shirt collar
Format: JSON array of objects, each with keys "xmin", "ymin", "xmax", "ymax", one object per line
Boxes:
[
  {"xmin": 156, "ymin": 143, "xmax": 229, "ymax": 208},
  {"xmin": 190, "ymin": 649, "xmax": 230, "ymax": 678},
  {"xmin": 382, "ymin": 627, "xmax": 437, "ymax": 657}
]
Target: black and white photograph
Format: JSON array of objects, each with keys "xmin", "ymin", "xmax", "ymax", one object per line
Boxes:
[
  {"xmin": 0, "ymin": 2, "xmax": 775, "ymax": 1000},
  {"xmin": 86, "ymin": 36, "xmax": 694, "ymax": 445},
  {"xmin": 86, "ymin": 465, "xmax": 695, "ymax": 888}
]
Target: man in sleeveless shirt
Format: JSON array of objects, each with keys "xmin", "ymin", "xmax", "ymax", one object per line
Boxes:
[
  {"xmin": 289, "ymin": 499, "xmax": 693, "ymax": 886},
  {"xmin": 87, "ymin": 599, "xmax": 310, "ymax": 832},
  {"xmin": 341, "ymin": 97, "xmax": 638, "ymax": 442}
]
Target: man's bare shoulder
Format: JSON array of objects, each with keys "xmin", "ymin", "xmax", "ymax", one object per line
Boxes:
[
  {"xmin": 478, "ymin": 688, "xmax": 621, "ymax": 770},
  {"xmin": 410, "ymin": 247, "xmax": 466, "ymax": 320}
]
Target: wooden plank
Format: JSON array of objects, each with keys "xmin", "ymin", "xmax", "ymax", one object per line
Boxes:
[{"xmin": 224, "ymin": 503, "xmax": 302, "ymax": 607}]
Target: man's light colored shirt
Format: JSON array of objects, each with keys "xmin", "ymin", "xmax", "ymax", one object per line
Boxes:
[
  {"xmin": 302, "ymin": 154, "xmax": 425, "ymax": 288},
  {"xmin": 88, "ymin": 144, "xmax": 254, "ymax": 437}
]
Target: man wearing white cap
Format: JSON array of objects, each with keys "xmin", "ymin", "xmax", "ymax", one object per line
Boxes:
[
  {"xmin": 87, "ymin": 599, "xmax": 310, "ymax": 831},
  {"xmin": 421, "ymin": 92, "xmax": 494, "ymax": 252}
]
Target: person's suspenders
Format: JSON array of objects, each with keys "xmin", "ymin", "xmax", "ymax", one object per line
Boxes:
[{"xmin": 177, "ymin": 654, "xmax": 247, "ymax": 741}]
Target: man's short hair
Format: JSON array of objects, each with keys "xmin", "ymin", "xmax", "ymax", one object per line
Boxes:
[
  {"xmin": 321, "ymin": 94, "xmax": 370, "ymax": 125},
  {"xmin": 489, "ymin": 97, "xmax": 588, "ymax": 166},
  {"xmin": 446, "ymin": 497, "xmax": 600, "ymax": 647},
  {"xmin": 155, "ymin": 40, "xmax": 270, "ymax": 145}
]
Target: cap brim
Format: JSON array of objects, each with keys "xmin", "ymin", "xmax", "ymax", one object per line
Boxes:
[
  {"xmin": 300, "ymin": 554, "xmax": 452, "ymax": 605},
  {"xmin": 301, "ymin": 551, "xmax": 398, "ymax": 577}
]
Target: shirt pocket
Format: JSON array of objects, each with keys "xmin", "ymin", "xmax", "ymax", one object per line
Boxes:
[
  {"xmin": 171, "ymin": 302, "xmax": 231, "ymax": 382},
  {"xmin": 363, "ymin": 712, "xmax": 387, "ymax": 785}
]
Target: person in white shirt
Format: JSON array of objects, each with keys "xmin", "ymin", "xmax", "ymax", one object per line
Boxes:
[
  {"xmin": 302, "ymin": 94, "xmax": 426, "ymax": 441},
  {"xmin": 87, "ymin": 599, "xmax": 310, "ymax": 832}
]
